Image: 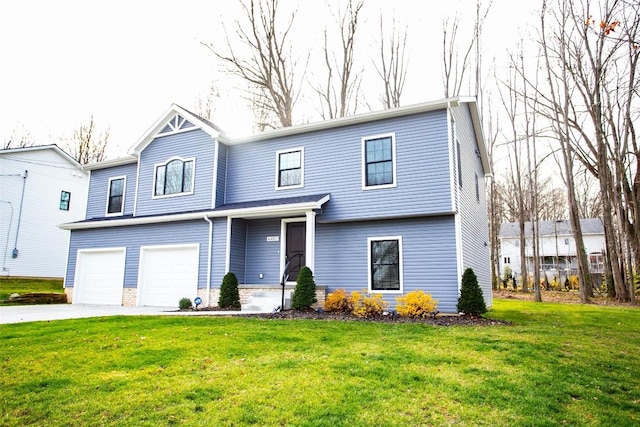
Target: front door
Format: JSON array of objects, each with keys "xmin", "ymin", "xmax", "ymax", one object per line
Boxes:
[{"xmin": 286, "ymin": 222, "xmax": 306, "ymax": 282}]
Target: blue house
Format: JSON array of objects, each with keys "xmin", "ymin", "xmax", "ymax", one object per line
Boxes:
[{"xmin": 61, "ymin": 97, "xmax": 492, "ymax": 313}]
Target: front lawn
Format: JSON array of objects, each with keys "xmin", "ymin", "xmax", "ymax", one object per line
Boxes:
[
  {"xmin": 0, "ymin": 277, "xmax": 64, "ymax": 301},
  {"xmin": 1, "ymin": 299, "xmax": 638, "ymax": 426}
]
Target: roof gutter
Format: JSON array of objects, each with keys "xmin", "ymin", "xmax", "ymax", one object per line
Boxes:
[{"xmin": 59, "ymin": 195, "xmax": 331, "ymax": 230}]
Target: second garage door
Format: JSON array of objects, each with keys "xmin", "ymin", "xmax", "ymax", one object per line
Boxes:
[
  {"xmin": 137, "ymin": 244, "xmax": 199, "ymax": 307},
  {"xmin": 74, "ymin": 248, "xmax": 126, "ymax": 305}
]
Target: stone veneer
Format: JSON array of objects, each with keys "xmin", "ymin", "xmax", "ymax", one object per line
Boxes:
[
  {"xmin": 237, "ymin": 285, "xmax": 327, "ymax": 309},
  {"xmin": 122, "ymin": 288, "xmax": 137, "ymax": 307},
  {"xmin": 64, "ymin": 287, "xmax": 74, "ymax": 303}
]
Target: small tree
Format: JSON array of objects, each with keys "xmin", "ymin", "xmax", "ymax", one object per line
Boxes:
[
  {"xmin": 218, "ymin": 272, "xmax": 241, "ymax": 309},
  {"xmin": 292, "ymin": 266, "xmax": 316, "ymax": 309},
  {"xmin": 457, "ymin": 268, "xmax": 487, "ymax": 316}
]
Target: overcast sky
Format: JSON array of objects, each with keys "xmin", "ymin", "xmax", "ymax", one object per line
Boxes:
[{"xmin": 0, "ymin": 0, "xmax": 537, "ymax": 158}]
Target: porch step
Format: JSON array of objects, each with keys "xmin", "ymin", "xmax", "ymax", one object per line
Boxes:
[{"xmin": 242, "ymin": 291, "xmax": 291, "ymax": 313}]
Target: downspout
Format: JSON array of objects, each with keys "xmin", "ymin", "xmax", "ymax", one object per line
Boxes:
[
  {"xmin": 203, "ymin": 215, "xmax": 213, "ymax": 307},
  {"xmin": 12, "ymin": 170, "xmax": 28, "ymax": 258}
]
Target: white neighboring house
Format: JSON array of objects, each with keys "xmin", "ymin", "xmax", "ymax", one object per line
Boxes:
[
  {"xmin": 0, "ymin": 145, "xmax": 88, "ymax": 279},
  {"xmin": 499, "ymin": 218, "xmax": 605, "ymax": 280}
]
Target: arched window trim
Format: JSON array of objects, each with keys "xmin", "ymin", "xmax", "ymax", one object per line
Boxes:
[{"xmin": 152, "ymin": 156, "xmax": 196, "ymax": 199}]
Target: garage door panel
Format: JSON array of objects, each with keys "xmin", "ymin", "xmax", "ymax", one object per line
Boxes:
[
  {"xmin": 74, "ymin": 249, "xmax": 125, "ymax": 305},
  {"xmin": 138, "ymin": 244, "xmax": 199, "ymax": 307}
]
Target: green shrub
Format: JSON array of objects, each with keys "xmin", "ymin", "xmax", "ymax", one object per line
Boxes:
[
  {"xmin": 396, "ymin": 290, "xmax": 438, "ymax": 318},
  {"xmin": 179, "ymin": 298, "xmax": 193, "ymax": 310},
  {"xmin": 349, "ymin": 290, "xmax": 388, "ymax": 318},
  {"xmin": 292, "ymin": 267, "xmax": 317, "ymax": 309},
  {"xmin": 218, "ymin": 272, "xmax": 241, "ymax": 309},
  {"xmin": 457, "ymin": 268, "xmax": 487, "ymax": 316},
  {"xmin": 323, "ymin": 289, "xmax": 350, "ymax": 313}
]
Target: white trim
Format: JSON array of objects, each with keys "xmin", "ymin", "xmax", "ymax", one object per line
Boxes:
[
  {"xmin": 275, "ymin": 147, "xmax": 304, "ymax": 190},
  {"xmin": 156, "ymin": 113, "xmax": 199, "ymax": 137},
  {"xmin": 59, "ymin": 194, "xmax": 331, "ymax": 230},
  {"xmin": 367, "ymin": 235, "xmax": 403, "ymax": 294},
  {"xmin": 361, "ymin": 133, "xmax": 397, "ymax": 190},
  {"xmin": 280, "ymin": 217, "xmax": 306, "ymax": 284},
  {"xmin": 305, "ymin": 211, "xmax": 316, "ymax": 273},
  {"xmin": 204, "ymin": 215, "xmax": 213, "ymax": 306},
  {"xmin": 151, "ymin": 156, "xmax": 196, "ymax": 199},
  {"xmin": 105, "ymin": 175, "xmax": 127, "ymax": 216},
  {"xmin": 448, "ymin": 112, "xmax": 457, "ymax": 213},
  {"xmin": 84, "ymin": 156, "xmax": 137, "ymax": 171}
]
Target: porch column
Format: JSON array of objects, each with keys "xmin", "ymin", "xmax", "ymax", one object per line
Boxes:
[{"xmin": 305, "ymin": 210, "xmax": 316, "ymax": 273}]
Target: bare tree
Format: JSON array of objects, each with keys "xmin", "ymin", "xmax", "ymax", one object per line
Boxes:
[
  {"xmin": 442, "ymin": 0, "xmax": 492, "ymax": 98},
  {"xmin": 195, "ymin": 81, "xmax": 220, "ymax": 121},
  {"xmin": 64, "ymin": 115, "xmax": 109, "ymax": 165},
  {"xmin": 203, "ymin": 0, "xmax": 306, "ymax": 128},
  {"xmin": 375, "ymin": 14, "xmax": 409, "ymax": 108},
  {"xmin": 314, "ymin": 0, "xmax": 365, "ymax": 119},
  {"xmin": 3, "ymin": 124, "xmax": 34, "ymax": 149}
]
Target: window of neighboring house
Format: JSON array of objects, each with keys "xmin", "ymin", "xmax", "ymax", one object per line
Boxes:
[
  {"xmin": 154, "ymin": 158, "xmax": 195, "ymax": 197},
  {"xmin": 59, "ymin": 191, "xmax": 71, "ymax": 211},
  {"xmin": 276, "ymin": 148, "xmax": 303, "ymax": 189},
  {"xmin": 368, "ymin": 236, "xmax": 403, "ymax": 292},
  {"xmin": 475, "ymin": 173, "xmax": 480, "ymax": 202},
  {"xmin": 504, "ymin": 257, "xmax": 511, "ymax": 264},
  {"xmin": 515, "ymin": 240, "xmax": 520, "ymax": 247},
  {"xmin": 107, "ymin": 177, "xmax": 126, "ymax": 215},
  {"xmin": 564, "ymin": 238, "xmax": 570, "ymax": 245},
  {"xmin": 363, "ymin": 133, "xmax": 396, "ymax": 189}
]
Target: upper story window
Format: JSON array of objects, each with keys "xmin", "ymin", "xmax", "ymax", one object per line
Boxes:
[
  {"xmin": 59, "ymin": 191, "xmax": 71, "ymax": 211},
  {"xmin": 368, "ymin": 236, "xmax": 403, "ymax": 293},
  {"xmin": 362, "ymin": 133, "xmax": 397, "ymax": 189},
  {"xmin": 153, "ymin": 158, "xmax": 195, "ymax": 198},
  {"xmin": 107, "ymin": 176, "xmax": 126, "ymax": 215},
  {"xmin": 276, "ymin": 148, "xmax": 304, "ymax": 189}
]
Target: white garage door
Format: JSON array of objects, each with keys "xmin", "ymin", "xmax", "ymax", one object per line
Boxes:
[
  {"xmin": 74, "ymin": 248, "xmax": 126, "ymax": 305},
  {"xmin": 137, "ymin": 244, "xmax": 199, "ymax": 307}
]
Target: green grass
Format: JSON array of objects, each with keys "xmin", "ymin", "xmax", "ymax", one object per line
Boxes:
[
  {"xmin": 0, "ymin": 277, "xmax": 64, "ymax": 300},
  {"xmin": 1, "ymin": 299, "xmax": 638, "ymax": 426}
]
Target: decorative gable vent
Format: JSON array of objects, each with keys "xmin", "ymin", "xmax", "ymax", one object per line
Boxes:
[{"xmin": 159, "ymin": 114, "xmax": 196, "ymax": 135}]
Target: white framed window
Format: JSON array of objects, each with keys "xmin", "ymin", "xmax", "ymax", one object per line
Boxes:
[
  {"xmin": 504, "ymin": 257, "xmax": 511, "ymax": 264},
  {"xmin": 275, "ymin": 147, "xmax": 304, "ymax": 189},
  {"xmin": 153, "ymin": 157, "xmax": 195, "ymax": 198},
  {"xmin": 368, "ymin": 236, "xmax": 403, "ymax": 293},
  {"xmin": 362, "ymin": 133, "xmax": 397, "ymax": 190},
  {"xmin": 59, "ymin": 191, "xmax": 71, "ymax": 211},
  {"xmin": 106, "ymin": 176, "xmax": 126, "ymax": 216}
]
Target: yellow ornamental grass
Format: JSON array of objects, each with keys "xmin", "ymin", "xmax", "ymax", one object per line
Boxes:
[
  {"xmin": 349, "ymin": 290, "xmax": 388, "ymax": 318},
  {"xmin": 396, "ymin": 290, "xmax": 438, "ymax": 318},
  {"xmin": 323, "ymin": 289, "xmax": 350, "ymax": 313}
]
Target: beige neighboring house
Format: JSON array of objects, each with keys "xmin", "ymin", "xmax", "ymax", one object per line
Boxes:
[
  {"xmin": 0, "ymin": 145, "xmax": 88, "ymax": 279},
  {"xmin": 499, "ymin": 218, "xmax": 605, "ymax": 281}
]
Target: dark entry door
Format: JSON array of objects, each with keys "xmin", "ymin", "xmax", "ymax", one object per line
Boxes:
[{"xmin": 286, "ymin": 222, "xmax": 306, "ymax": 281}]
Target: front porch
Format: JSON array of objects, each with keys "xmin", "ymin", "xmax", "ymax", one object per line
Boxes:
[{"xmin": 197, "ymin": 284, "xmax": 327, "ymax": 312}]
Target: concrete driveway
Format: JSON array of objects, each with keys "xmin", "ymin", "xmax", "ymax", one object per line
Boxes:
[{"xmin": 0, "ymin": 304, "xmax": 245, "ymax": 324}]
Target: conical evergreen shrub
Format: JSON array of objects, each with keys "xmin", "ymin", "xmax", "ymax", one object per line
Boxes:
[
  {"xmin": 218, "ymin": 272, "xmax": 240, "ymax": 309},
  {"xmin": 292, "ymin": 266, "xmax": 317, "ymax": 309},
  {"xmin": 457, "ymin": 267, "xmax": 487, "ymax": 316}
]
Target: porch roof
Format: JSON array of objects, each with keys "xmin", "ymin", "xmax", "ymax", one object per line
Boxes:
[{"xmin": 59, "ymin": 194, "xmax": 331, "ymax": 230}]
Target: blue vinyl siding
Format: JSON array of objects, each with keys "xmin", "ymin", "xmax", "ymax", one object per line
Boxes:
[
  {"xmin": 216, "ymin": 142, "xmax": 227, "ymax": 207},
  {"xmin": 211, "ymin": 218, "xmax": 228, "ymax": 285},
  {"xmin": 135, "ymin": 129, "xmax": 215, "ymax": 216},
  {"xmin": 86, "ymin": 163, "xmax": 137, "ymax": 218},
  {"xmin": 65, "ymin": 221, "xmax": 211, "ymax": 290},
  {"xmin": 244, "ymin": 219, "xmax": 282, "ymax": 284},
  {"xmin": 452, "ymin": 104, "xmax": 492, "ymax": 307},
  {"xmin": 229, "ymin": 218, "xmax": 247, "ymax": 283},
  {"xmin": 225, "ymin": 111, "xmax": 452, "ymax": 221},
  {"xmin": 315, "ymin": 216, "xmax": 461, "ymax": 312}
]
